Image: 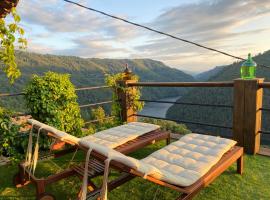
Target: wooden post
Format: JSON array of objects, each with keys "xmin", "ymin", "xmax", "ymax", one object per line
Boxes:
[
  {"xmin": 233, "ymin": 78, "xmax": 264, "ymax": 154},
  {"xmin": 116, "ymin": 66, "xmax": 138, "ymax": 123}
]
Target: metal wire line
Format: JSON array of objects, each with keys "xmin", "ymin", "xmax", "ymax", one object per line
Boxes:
[{"xmin": 63, "ymin": 0, "xmax": 270, "ymax": 69}]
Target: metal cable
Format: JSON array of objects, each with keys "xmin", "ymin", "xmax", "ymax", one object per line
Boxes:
[{"xmin": 63, "ymin": 0, "xmax": 270, "ymax": 69}]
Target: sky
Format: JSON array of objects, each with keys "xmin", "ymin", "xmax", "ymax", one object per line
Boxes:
[{"xmin": 12, "ymin": 0, "xmax": 270, "ymax": 73}]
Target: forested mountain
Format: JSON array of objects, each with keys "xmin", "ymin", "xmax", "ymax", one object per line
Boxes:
[
  {"xmin": 0, "ymin": 51, "xmax": 195, "ymax": 119},
  {"xmin": 167, "ymin": 50, "xmax": 270, "ymax": 144},
  {"xmin": 195, "ymin": 66, "xmax": 225, "ymax": 81}
]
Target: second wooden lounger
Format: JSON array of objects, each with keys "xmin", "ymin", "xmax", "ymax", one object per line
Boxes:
[
  {"xmin": 14, "ymin": 119, "xmax": 170, "ymax": 200},
  {"xmin": 79, "ymin": 133, "xmax": 244, "ymax": 200}
]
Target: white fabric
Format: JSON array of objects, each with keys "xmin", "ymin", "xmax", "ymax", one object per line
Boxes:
[
  {"xmin": 79, "ymin": 140, "xmax": 142, "ymax": 200},
  {"xmin": 81, "ymin": 148, "xmax": 93, "ymax": 200},
  {"xmin": 27, "ymin": 119, "xmax": 80, "ymax": 144},
  {"xmin": 27, "ymin": 119, "xmax": 159, "ymax": 148}
]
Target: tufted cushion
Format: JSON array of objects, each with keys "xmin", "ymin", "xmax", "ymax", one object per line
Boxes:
[
  {"xmin": 141, "ymin": 133, "xmax": 237, "ymax": 186},
  {"xmin": 80, "ymin": 133, "xmax": 236, "ymax": 187},
  {"xmin": 81, "ymin": 122, "xmax": 160, "ymax": 148}
]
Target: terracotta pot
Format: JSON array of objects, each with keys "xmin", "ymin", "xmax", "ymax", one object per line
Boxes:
[
  {"xmin": 50, "ymin": 140, "xmax": 66, "ymax": 151},
  {"xmin": 0, "ymin": 0, "xmax": 19, "ymax": 18}
]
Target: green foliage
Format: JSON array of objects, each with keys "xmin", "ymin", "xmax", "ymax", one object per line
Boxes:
[
  {"xmin": 0, "ymin": 52, "xmax": 195, "ymax": 112},
  {"xmin": 105, "ymin": 73, "xmax": 144, "ymax": 121},
  {"xmin": 105, "ymin": 73, "xmax": 124, "ymax": 119},
  {"xmin": 0, "ymin": 8, "xmax": 27, "ymax": 83},
  {"xmin": 83, "ymin": 126, "xmax": 96, "ymax": 136},
  {"xmin": 92, "ymin": 106, "xmax": 106, "ymax": 125},
  {"xmin": 141, "ymin": 118, "xmax": 191, "ymax": 134},
  {"xmin": 25, "ymin": 72, "xmax": 83, "ymax": 137},
  {"xmin": 86, "ymin": 106, "xmax": 121, "ymax": 133},
  {"xmin": 0, "ymin": 107, "xmax": 22, "ymax": 162}
]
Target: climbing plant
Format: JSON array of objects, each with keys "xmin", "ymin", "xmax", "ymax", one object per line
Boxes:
[
  {"xmin": 105, "ymin": 72, "xmax": 144, "ymax": 121},
  {"xmin": 141, "ymin": 118, "xmax": 191, "ymax": 135},
  {"xmin": 0, "ymin": 8, "xmax": 27, "ymax": 83},
  {"xmin": 25, "ymin": 72, "xmax": 83, "ymax": 137}
]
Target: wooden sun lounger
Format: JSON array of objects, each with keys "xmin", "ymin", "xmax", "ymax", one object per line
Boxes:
[
  {"xmin": 14, "ymin": 127, "xmax": 170, "ymax": 200},
  {"xmin": 80, "ymin": 145, "xmax": 243, "ymax": 200}
]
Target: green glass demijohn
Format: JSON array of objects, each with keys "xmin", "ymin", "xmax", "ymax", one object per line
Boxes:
[{"xmin": 241, "ymin": 53, "xmax": 257, "ymax": 79}]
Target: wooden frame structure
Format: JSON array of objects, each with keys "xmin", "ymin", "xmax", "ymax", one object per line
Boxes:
[
  {"xmin": 0, "ymin": 0, "xmax": 19, "ymax": 18},
  {"xmin": 80, "ymin": 145, "xmax": 243, "ymax": 200},
  {"xmin": 14, "ymin": 127, "xmax": 170, "ymax": 200}
]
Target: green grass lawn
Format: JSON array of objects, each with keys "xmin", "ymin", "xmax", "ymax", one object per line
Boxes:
[{"xmin": 0, "ymin": 141, "xmax": 270, "ymax": 200}]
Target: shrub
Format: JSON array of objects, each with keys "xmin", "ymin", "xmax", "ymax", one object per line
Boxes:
[
  {"xmin": 0, "ymin": 107, "xmax": 22, "ymax": 162},
  {"xmin": 25, "ymin": 72, "xmax": 83, "ymax": 137},
  {"xmin": 89, "ymin": 106, "xmax": 120, "ymax": 132},
  {"xmin": 141, "ymin": 118, "xmax": 191, "ymax": 135}
]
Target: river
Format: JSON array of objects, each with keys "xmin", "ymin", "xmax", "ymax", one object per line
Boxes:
[{"xmin": 139, "ymin": 96, "xmax": 181, "ymax": 118}]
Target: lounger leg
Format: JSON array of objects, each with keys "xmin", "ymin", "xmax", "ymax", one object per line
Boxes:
[
  {"xmin": 237, "ymin": 155, "xmax": 243, "ymax": 175},
  {"xmin": 166, "ymin": 133, "xmax": 171, "ymax": 145},
  {"xmin": 177, "ymin": 191, "xmax": 199, "ymax": 200},
  {"xmin": 36, "ymin": 180, "xmax": 46, "ymax": 199},
  {"xmin": 14, "ymin": 164, "xmax": 31, "ymax": 187}
]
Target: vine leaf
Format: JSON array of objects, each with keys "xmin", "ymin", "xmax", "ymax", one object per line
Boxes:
[{"xmin": 0, "ymin": 8, "xmax": 27, "ymax": 83}]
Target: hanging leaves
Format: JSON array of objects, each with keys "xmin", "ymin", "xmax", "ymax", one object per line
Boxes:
[{"xmin": 0, "ymin": 8, "xmax": 27, "ymax": 83}]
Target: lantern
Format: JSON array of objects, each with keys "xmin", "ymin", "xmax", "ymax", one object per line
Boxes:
[{"xmin": 241, "ymin": 53, "xmax": 257, "ymax": 79}]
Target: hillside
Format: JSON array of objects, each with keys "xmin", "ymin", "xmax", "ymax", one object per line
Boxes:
[
  {"xmin": 167, "ymin": 50, "xmax": 270, "ymax": 144},
  {"xmin": 0, "ymin": 51, "xmax": 195, "ymax": 119},
  {"xmin": 195, "ymin": 66, "xmax": 225, "ymax": 81}
]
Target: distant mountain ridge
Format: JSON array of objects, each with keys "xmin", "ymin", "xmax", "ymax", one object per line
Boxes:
[
  {"xmin": 195, "ymin": 66, "xmax": 225, "ymax": 81},
  {"xmin": 167, "ymin": 50, "xmax": 270, "ymax": 144},
  {"xmin": 0, "ymin": 51, "xmax": 195, "ymax": 118}
]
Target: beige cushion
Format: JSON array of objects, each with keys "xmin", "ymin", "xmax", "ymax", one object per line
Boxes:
[
  {"xmin": 141, "ymin": 133, "xmax": 237, "ymax": 186},
  {"xmin": 81, "ymin": 122, "xmax": 159, "ymax": 148},
  {"xmin": 80, "ymin": 133, "xmax": 237, "ymax": 187}
]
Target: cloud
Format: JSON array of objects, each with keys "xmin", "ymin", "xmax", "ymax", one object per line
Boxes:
[
  {"xmin": 16, "ymin": 0, "xmax": 141, "ymax": 58},
  {"xmin": 17, "ymin": 0, "xmax": 139, "ymax": 39},
  {"xmin": 15, "ymin": 0, "xmax": 270, "ymax": 72},
  {"xmin": 18, "ymin": 0, "xmax": 100, "ymax": 33},
  {"xmin": 132, "ymin": 0, "xmax": 270, "ymax": 70},
  {"xmin": 57, "ymin": 36, "xmax": 132, "ymax": 57}
]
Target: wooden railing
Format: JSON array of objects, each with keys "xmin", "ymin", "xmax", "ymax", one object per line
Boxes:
[
  {"xmin": 0, "ymin": 85, "xmax": 113, "ymax": 124},
  {"xmin": 127, "ymin": 81, "xmax": 234, "ymax": 87},
  {"xmin": 117, "ymin": 75, "xmax": 269, "ymax": 155},
  {"xmin": 1, "ymin": 73, "xmax": 270, "ymax": 155}
]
